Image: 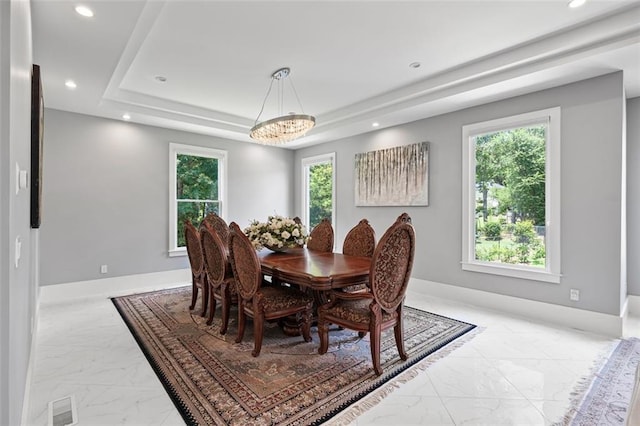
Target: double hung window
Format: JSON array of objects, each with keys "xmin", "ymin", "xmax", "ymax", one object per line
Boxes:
[
  {"xmin": 462, "ymin": 108, "xmax": 561, "ymax": 283},
  {"xmin": 169, "ymin": 143, "xmax": 227, "ymax": 256},
  {"xmin": 301, "ymin": 153, "xmax": 335, "ymax": 231}
]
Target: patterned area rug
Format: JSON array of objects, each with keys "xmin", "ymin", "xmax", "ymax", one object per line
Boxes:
[
  {"xmin": 558, "ymin": 337, "xmax": 640, "ymax": 425},
  {"xmin": 112, "ymin": 286, "xmax": 476, "ymax": 425}
]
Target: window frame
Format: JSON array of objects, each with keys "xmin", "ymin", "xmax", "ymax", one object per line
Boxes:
[
  {"xmin": 461, "ymin": 107, "xmax": 561, "ymax": 283},
  {"xmin": 168, "ymin": 143, "xmax": 227, "ymax": 257},
  {"xmin": 301, "ymin": 152, "xmax": 336, "ymax": 232}
]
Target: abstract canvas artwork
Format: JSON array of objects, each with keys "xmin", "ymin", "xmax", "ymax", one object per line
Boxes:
[{"xmin": 355, "ymin": 142, "xmax": 429, "ymax": 206}]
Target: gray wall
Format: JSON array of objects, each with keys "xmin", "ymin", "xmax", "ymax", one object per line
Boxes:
[
  {"xmin": 0, "ymin": 1, "xmax": 37, "ymax": 425},
  {"xmin": 40, "ymin": 110, "xmax": 295, "ymax": 285},
  {"xmin": 295, "ymin": 72, "xmax": 627, "ymax": 317},
  {"xmin": 628, "ymin": 97, "xmax": 640, "ymax": 296}
]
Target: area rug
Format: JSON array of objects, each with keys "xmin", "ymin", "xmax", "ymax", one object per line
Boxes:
[
  {"xmin": 112, "ymin": 286, "xmax": 477, "ymax": 425},
  {"xmin": 558, "ymin": 337, "xmax": 640, "ymax": 425}
]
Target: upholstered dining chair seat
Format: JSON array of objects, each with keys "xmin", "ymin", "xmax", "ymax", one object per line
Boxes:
[
  {"xmin": 321, "ymin": 298, "xmax": 397, "ymax": 324},
  {"xmin": 255, "ymin": 286, "xmax": 313, "ymax": 313}
]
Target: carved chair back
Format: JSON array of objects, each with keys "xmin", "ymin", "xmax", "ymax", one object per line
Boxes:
[
  {"xmin": 184, "ymin": 220, "xmax": 204, "ymax": 276},
  {"xmin": 342, "ymin": 219, "xmax": 376, "ymax": 258},
  {"xmin": 228, "ymin": 222, "xmax": 261, "ymax": 301},
  {"xmin": 200, "ymin": 222, "xmax": 227, "ymax": 287},
  {"xmin": 307, "ymin": 217, "xmax": 334, "ymax": 252},
  {"xmin": 370, "ymin": 213, "xmax": 415, "ymax": 312},
  {"xmin": 201, "ymin": 212, "xmax": 230, "ymax": 245}
]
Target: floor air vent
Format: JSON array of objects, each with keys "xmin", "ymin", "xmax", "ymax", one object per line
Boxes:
[{"xmin": 48, "ymin": 395, "xmax": 78, "ymax": 426}]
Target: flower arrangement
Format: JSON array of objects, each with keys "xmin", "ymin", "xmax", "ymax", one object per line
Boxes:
[{"xmin": 244, "ymin": 215, "xmax": 308, "ymax": 251}]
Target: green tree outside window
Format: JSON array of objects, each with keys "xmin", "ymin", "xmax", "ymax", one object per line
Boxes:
[{"xmin": 176, "ymin": 154, "xmax": 219, "ymax": 247}]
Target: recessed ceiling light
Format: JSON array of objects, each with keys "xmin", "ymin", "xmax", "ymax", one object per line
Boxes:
[
  {"xmin": 155, "ymin": 76, "xmax": 167, "ymax": 83},
  {"xmin": 568, "ymin": 0, "xmax": 586, "ymax": 8},
  {"xmin": 65, "ymin": 80, "xmax": 77, "ymax": 89},
  {"xmin": 75, "ymin": 5, "xmax": 94, "ymax": 17},
  {"xmin": 409, "ymin": 62, "xmax": 421, "ymax": 69},
  {"xmin": 372, "ymin": 122, "xmax": 380, "ymax": 128},
  {"xmin": 122, "ymin": 114, "xmax": 131, "ymax": 121}
]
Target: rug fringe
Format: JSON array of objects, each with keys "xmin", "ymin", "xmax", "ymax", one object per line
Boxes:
[
  {"xmin": 551, "ymin": 339, "xmax": 621, "ymax": 426},
  {"xmin": 325, "ymin": 326, "xmax": 484, "ymax": 425}
]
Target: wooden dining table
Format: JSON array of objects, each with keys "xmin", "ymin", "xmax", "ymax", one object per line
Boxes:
[
  {"xmin": 257, "ymin": 248, "xmax": 372, "ymax": 335},
  {"xmin": 258, "ymin": 248, "xmax": 371, "ymax": 291}
]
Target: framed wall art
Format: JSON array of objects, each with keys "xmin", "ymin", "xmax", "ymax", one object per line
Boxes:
[
  {"xmin": 354, "ymin": 141, "xmax": 429, "ymax": 207},
  {"xmin": 30, "ymin": 64, "xmax": 44, "ymax": 228}
]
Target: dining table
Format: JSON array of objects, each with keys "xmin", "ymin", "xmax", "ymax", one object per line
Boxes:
[
  {"xmin": 258, "ymin": 248, "xmax": 371, "ymax": 290},
  {"xmin": 257, "ymin": 248, "xmax": 372, "ymax": 335}
]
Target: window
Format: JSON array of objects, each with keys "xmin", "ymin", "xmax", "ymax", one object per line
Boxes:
[
  {"xmin": 169, "ymin": 143, "xmax": 227, "ymax": 256},
  {"xmin": 301, "ymin": 153, "xmax": 335, "ymax": 231},
  {"xmin": 462, "ymin": 108, "xmax": 561, "ymax": 283}
]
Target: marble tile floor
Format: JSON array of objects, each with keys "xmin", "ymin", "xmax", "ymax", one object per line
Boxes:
[{"xmin": 25, "ymin": 284, "xmax": 637, "ymax": 426}]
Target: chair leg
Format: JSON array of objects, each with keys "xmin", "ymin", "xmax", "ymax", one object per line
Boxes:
[
  {"xmin": 220, "ymin": 286, "xmax": 231, "ymax": 335},
  {"xmin": 370, "ymin": 327, "xmax": 382, "ymax": 376},
  {"xmin": 235, "ymin": 301, "xmax": 246, "ymax": 344},
  {"xmin": 394, "ymin": 322, "xmax": 408, "ymax": 361},
  {"xmin": 200, "ymin": 279, "xmax": 209, "ymax": 317},
  {"xmin": 252, "ymin": 311, "xmax": 264, "ymax": 357},
  {"xmin": 189, "ymin": 276, "xmax": 197, "ymax": 310},
  {"xmin": 370, "ymin": 306, "xmax": 383, "ymax": 375},
  {"xmin": 206, "ymin": 288, "xmax": 217, "ymax": 326}
]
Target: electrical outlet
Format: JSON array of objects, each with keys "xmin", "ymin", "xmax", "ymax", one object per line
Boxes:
[
  {"xmin": 570, "ymin": 289, "xmax": 580, "ymax": 301},
  {"xmin": 100, "ymin": 265, "xmax": 108, "ymax": 274}
]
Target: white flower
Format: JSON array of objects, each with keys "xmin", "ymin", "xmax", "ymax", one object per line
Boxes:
[{"xmin": 243, "ymin": 214, "xmax": 308, "ymax": 251}]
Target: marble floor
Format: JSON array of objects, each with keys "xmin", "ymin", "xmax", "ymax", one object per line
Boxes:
[{"xmin": 25, "ymin": 283, "xmax": 637, "ymax": 426}]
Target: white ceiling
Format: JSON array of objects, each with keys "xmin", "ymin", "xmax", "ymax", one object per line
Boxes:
[{"xmin": 31, "ymin": 0, "xmax": 640, "ymax": 149}]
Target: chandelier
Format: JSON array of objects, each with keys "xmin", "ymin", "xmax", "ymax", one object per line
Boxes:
[{"xmin": 250, "ymin": 67, "xmax": 316, "ymax": 145}]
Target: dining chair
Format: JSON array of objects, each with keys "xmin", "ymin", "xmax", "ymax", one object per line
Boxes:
[
  {"xmin": 228, "ymin": 222, "xmax": 314, "ymax": 357},
  {"xmin": 306, "ymin": 217, "xmax": 334, "ymax": 252},
  {"xmin": 343, "ymin": 219, "xmax": 376, "ymax": 258},
  {"xmin": 200, "ymin": 221, "xmax": 237, "ymax": 334},
  {"xmin": 201, "ymin": 212, "xmax": 230, "ymax": 245},
  {"xmin": 341, "ymin": 218, "xmax": 376, "ymax": 292},
  {"xmin": 185, "ymin": 220, "xmax": 208, "ymax": 317},
  {"xmin": 317, "ymin": 213, "xmax": 416, "ymax": 375}
]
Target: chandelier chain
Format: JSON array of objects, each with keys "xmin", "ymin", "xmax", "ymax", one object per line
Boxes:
[
  {"xmin": 288, "ymin": 75, "xmax": 306, "ymax": 114},
  {"xmin": 253, "ymin": 77, "xmax": 276, "ymax": 127}
]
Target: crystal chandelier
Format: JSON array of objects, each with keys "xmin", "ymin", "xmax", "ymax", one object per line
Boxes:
[{"xmin": 250, "ymin": 67, "xmax": 315, "ymax": 145}]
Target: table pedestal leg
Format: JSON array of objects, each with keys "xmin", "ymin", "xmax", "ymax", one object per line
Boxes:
[{"xmin": 279, "ymin": 288, "xmax": 329, "ymax": 337}]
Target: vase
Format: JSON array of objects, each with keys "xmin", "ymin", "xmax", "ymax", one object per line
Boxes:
[{"xmin": 264, "ymin": 243, "xmax": 302, "ymax": 253}]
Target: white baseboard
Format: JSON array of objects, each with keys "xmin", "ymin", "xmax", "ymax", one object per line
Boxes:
[
  {"xmin": 39, "ymin": 269, "xmax": 191, "ymax": 305},
  {"xmin": 407, "ymin": 278, "xmax": 624, "ymax": 337},
  {"xmin": 628, "ymin": 294, "xmax": 640, "ymax": 316}
]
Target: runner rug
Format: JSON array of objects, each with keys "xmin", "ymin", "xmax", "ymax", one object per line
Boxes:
[
  {"xmin": 112, "ymin": 286, "xmax": 476, "ymax": 425},
  {"xmin": 558, "ymin": 337, "xmax": 640, "ymax": 425}
]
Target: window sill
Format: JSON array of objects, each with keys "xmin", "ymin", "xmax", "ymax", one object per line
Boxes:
[
  {"xmin": 169, "ymin": 248, "xmax": 187, "ymax": 258},
  {"xmin": 461, "ymin": 261, "xmax": 561, "ymax": 284}
]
